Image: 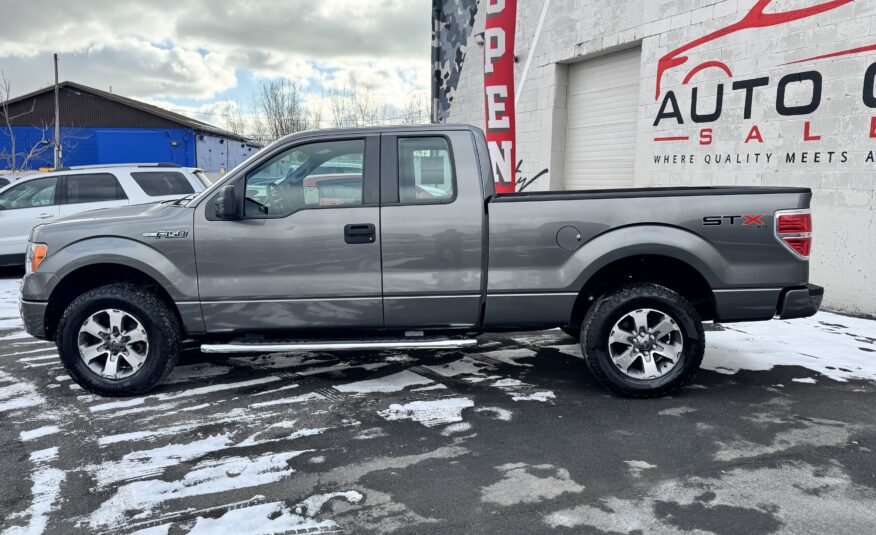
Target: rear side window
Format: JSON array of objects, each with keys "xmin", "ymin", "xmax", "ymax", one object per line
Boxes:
[
  {"xmin": 65, "ymin": 174, "xmax": 127, "ymax": 204},
  {"xmin": 398, "ymin": 137, "xmax": 455, "ymax": 204},
  {"xmin": 131, "ymin": 171, "xmax": 196, "ymax": 196}
]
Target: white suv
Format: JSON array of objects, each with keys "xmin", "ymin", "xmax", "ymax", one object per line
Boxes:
[{"xmin": 0, "ymin": 164, "xmax": 210, "ymax": 267}]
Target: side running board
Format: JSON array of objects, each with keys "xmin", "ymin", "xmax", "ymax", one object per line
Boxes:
[{"xmin": 200, "ymin": 337, "xmax": 478, "ymax": 354}]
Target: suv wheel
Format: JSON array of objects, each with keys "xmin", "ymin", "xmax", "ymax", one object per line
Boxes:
[
  {"xmin": 580, "ymin": 283, "xmax": 704, "ymax": 398},
  {"xmin": 56, "ymin": 283, "xmax": 181, "ymax": 396}
]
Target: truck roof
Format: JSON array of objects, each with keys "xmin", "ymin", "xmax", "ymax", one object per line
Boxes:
[{"xmin": 277, "ymin": 123, "xmax": 484, "ymax": 139}]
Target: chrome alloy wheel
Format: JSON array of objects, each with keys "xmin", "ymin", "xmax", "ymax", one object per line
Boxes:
[
  {"xmin": 607, "ymin": 308, "xmax": 684, "ymax": 380},
  {"xmin": 77, "ymin": 309, "xmax": 149, "ymax": 380}
]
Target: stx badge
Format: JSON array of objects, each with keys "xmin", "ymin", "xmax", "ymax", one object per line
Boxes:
[
  {"xmin": 702, "ymin": 215, "xmax": 766, "ymax": 228},
  {"xmin": 142, "ymin": 230, "xmax": 189, "ymax": 239}
]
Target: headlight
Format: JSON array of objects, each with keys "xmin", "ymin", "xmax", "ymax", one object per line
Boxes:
[{"xmin": 26, "ymin": 243, "xmax": 48, "ymax": 273}]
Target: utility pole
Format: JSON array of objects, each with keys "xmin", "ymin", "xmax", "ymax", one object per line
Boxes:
[{"xmin": 53, "ymin": 53, "xmax": 61, "ymax": 168}]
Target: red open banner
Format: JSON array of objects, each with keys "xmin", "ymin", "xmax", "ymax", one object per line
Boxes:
[{"xmin": 483, "ymin": 0, "xmax": 517, "ymax": 193}]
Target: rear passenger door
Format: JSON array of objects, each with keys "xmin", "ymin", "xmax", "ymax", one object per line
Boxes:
[
  {"xmin": 379, "ymin": 131, "xmax": 485, "ymax": 328},
  {"xmin": 59, "ymin": 173, "xmax": 129, "ymax": 216}
]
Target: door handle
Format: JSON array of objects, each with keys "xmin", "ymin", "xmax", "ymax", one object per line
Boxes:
[
  {"xmin": 37, "ymin": 213, "xmax": 54, "ymax": 220},
  {"xmin": 344, "ymin": 223, "xmax": 376, "ymax": 244}
]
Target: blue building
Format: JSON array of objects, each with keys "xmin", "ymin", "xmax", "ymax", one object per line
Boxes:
[{"xmin": 0, "ymin": 81, "xmax": 259, "ymax": 172}]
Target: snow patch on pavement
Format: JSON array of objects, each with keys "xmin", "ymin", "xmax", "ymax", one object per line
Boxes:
[
  {"xmin": 0, "ymin": 370, "xmax": 44, "ymax": 413},
  {"xmin": 3, "ymin": 467, "xmax": 65, "ymax": 535},
  {"xmin": 480, "ymin": 348, "xmax": 536, "ymax": 367},
  {"xmin": 705, "ymin": 312, "xmax": 876, "ymax": 382},
  {"xmin": 475, "ymin": 407, "xmax": 513, "ymax": 421},
  {"xmin": 334, "ymin": 370, "xmax": 434, "ymax": 394},
  {"xmin": 19, "ymin": 425, "xmax": 61, "ymax": 441},
  {"xmin": 378, "ymin": 398, "xmax": 474, "ymax": 428},
  {"xmin": 90, "ymin": 450, "xmax": 309, "ymax": 529},
  {"xmin": 424, "ymin": 356, "xmax": 490, "ymax": 377},
  {"xmin": 187, "ymin": 491, "xmax": 363, "ymax": 535},
  {"xmin": 481, "ymin": 463, "xmax": 585, "ymax": 506},
  {"xmin": 29, "ymin": 447, "xmax": 59, "ymax": 464},
  {"xmin": 625, "ymin": 460, "xmax": 657, "ymax": 477},
  {"xmin": 93, "ymin": 435, "xmax": 234, "ymax": 487},
  {"xmin": 89, "ymin": 376, "xmax": 283, "ymax": 412}
]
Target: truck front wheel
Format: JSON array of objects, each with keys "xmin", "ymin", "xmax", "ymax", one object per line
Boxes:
[
  {"xmin": 580, "ymin": 283, "xmax": 704, "ymax": 398},
  {"xmin": 56, "ymin": 283, "xmax": 181, "ymax": 397}
]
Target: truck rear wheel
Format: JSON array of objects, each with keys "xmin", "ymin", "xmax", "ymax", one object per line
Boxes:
[
  {"xmin": 580, "ymin": 283, "xmax": 704, "ymax": 398},
  {"xmin": 56, "ymin": 283, "xmax": 181, "ymax": 397}
]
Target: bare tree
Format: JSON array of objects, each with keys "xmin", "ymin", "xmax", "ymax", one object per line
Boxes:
[
  {"xmin": 0, "ymin": 73, "xmax": 55, "ymax": 173},
  {"xmin": 327, "ymin": 82, "xmax": 389, "ymax": 128},
  {"xmin": 252, "ymin": 79, "xmax": 320, "ymax": 144},
  {"xmin": 221, "ymin": 100, "xmax": 248, "ymax": 138},
  {"xmin": 1, "ymin": 73, "xmax": 85, "ymax": 172},
  {"xmin": 398, "ymin": 95, "xmax": 431, "ymax": 125}
]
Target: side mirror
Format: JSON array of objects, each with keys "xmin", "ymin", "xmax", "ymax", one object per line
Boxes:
[{"xmin": 214, "ymin": 185, "xmax": 241, "ymax": 220}]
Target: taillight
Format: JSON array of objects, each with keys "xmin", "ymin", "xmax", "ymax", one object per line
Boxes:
[
  {"xmin": 777, "ymin": 213, "xmax": 811, "ymax": 234},
  {"xmin": 775, "ymin": 210, "xmax": 812, "ymax": 260}
]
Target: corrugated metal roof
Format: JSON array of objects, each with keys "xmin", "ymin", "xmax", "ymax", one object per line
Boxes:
[{"xmin": 2, "ymin": 81, "xmax": 251, "ymax": 142}]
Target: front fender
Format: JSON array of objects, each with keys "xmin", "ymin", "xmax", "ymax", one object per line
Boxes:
[{"xmin": 21, "ymin": 236, "xmax": 198, "ymax": 302}]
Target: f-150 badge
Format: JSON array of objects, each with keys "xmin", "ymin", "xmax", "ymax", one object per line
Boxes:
[{"xmin": 142, "ymin": 230, "xmax": 189, "ymax": 239}]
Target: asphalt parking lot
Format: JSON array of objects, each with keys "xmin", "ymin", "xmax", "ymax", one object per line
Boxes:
[{"xmin": 2, "ymin": 274, "xmax": 876, "ymax": 535}]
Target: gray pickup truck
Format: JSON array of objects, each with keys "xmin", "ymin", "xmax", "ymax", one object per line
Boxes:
[{"xmin": 19, "ymin": 125, "xmax": 822, "ymax": 398}]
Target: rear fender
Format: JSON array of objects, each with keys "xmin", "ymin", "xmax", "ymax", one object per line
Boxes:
[{"xmin": 568, "ymin": 225, "xmax": 725, "ymax": 291}]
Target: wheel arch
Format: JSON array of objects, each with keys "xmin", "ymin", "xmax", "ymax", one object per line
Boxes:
[
  {"xmin": 565, "ymin": 226, "xmax": 721, "ymax": 329},
  {"xmin": 44, "ymin": 262, "xmax": 190, "ymax": 341}
]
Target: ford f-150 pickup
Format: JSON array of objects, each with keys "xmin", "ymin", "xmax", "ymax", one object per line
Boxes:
[{"xmin": 18, "ymin": 124, "xmax": 823, "ymax": 397}]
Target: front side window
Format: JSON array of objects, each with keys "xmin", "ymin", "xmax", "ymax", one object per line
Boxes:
[
  {"xmin": 0, "ymin": 177, "xmax": 58, "ymax": 210},
  {"xmin": 398, "ymin": 137, "xmax": 455, "ymax": 203},
  {"xmin": 244, "ymin": 139, "xmax": 365, "ymax": 218},
  {"xmin": 65, "ymin": 174, "xmax": 127, "ymax": 204},
  {"xmin": 131, "ymin": 171, "xmax": 196, "ymax": 197}
]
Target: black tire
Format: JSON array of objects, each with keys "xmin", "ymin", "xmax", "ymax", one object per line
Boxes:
[
  {"xmin": 56, "ymin": 283, "xmax": 181, "ymax": 397},
  {"xmin": 580, "ymin": 283, "xmax": 704, "ymax": 398}
]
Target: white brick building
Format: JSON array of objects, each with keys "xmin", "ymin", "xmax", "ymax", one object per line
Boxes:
[{"xmin": 434, "ymin": 0, "xmax": 876, "ymax": 317}]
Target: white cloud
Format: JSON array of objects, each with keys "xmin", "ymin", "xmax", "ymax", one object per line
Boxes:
[{"xmin": 0, "ymin": 0, "xmax": 432, "ymax": 119}]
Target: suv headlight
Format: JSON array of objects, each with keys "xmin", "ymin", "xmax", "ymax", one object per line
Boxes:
[{"xmin": 26, "ymin": 242, "xmax": 48, "ymax": 273}]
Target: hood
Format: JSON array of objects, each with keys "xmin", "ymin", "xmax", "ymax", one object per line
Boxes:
[
  {"xmin": 50, "ymin": 201, "xmax": 183, "ymax": 226},
  {"xmin": 31, "ymin": 201, "xmax": 195, "ymax": 251}
]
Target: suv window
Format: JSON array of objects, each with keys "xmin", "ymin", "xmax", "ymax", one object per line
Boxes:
[
  {"xmin": 65, "ymin": 173, "xmax": 127, "ymax": 204},
  {"xmin": 398, "ymin": 137, "xmax": 455, "ymax": 203},
  {"xmin": 131, "ymin": 171, "xmax": 196, "ymax": 196},
  {"xmin": 244, "ymin": 139, "xmax": 365, "ymax": 218},
  {"xmin": 0, "ymin": 177, "xmax": 58, "ymax": 210}
]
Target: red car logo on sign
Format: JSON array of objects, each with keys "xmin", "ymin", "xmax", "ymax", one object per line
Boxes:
[{"xmin": 655, "ymin": 0, "xmax": 866, "ymax": 100}]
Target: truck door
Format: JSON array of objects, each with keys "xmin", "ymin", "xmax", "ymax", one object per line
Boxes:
[
  {"xmin": 194, "ymin": 135, "xmax": 383, "ymax": 332},
  {"xmin": 379, "ymin": 131, "xmax": 485, "ymax": 328}
]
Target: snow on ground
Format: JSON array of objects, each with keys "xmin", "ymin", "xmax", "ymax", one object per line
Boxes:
[
  {"xmin": 2, "ymin": 272, "xmax": 876, "ymax": 534},
  {"xmin": 378, "ymin": 398, "xmax": 475, "ymax": 427},
  {"xmin": 0, "ymin": 279, "xmax": 21, "ymax": 330},
  {"xmin": 705, "ymin": 311, "xmax": 876, "ymax": 382},
  {"xmin": 333, "ymin": 369, "xmax": 434, "ymax": 393}
]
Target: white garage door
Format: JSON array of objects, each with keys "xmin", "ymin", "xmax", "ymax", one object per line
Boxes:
[{"xmin": 564, "ymin": 47, "xmax": 642, "ymax": 190}]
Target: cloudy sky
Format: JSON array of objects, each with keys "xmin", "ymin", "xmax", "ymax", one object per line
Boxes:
[{"xmin": 0, "ymin": 0, "xmax": 432, "ymax": 128}]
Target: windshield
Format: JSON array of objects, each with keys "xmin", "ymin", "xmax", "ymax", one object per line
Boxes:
[
  {"xmin": 193, "ymin": 170, "xmax": 213, "ymax": 189},
  {"xmin": 187, "ymin": 143, "xmax": 269, "ymax": 206}
]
